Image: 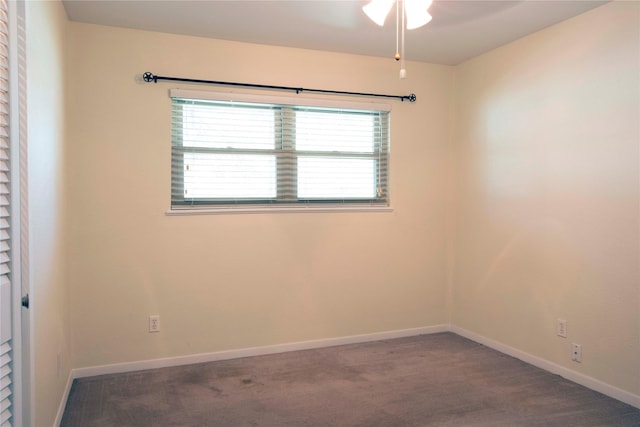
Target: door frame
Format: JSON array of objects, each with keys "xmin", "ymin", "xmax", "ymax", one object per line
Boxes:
[{"xmin": 9, "ymin": 0, "xmax": 32, "ymax": 425}]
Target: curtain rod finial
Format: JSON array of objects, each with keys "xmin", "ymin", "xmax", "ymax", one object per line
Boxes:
[{"xmin": 143, "ymin": 72, "xmax": 157, "ymax": 83}]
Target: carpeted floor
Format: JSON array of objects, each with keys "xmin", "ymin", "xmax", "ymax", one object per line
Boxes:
[{"xmin": 61, "ymin": 332, "xmax": 640, "ymax": 426}]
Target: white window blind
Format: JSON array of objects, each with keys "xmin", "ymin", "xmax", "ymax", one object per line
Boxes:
[
  {"xmin": 0, "ymin": 0, "xmax": 12, "ymax": 424},
  {"xmin": 170, "ymin": 91, "xmax": 390, "ymax": 211}
]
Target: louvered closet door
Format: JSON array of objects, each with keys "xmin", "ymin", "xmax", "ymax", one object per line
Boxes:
[{"xmin": 0, "ymin": 0, "xmax": 12, "ymax": 425}]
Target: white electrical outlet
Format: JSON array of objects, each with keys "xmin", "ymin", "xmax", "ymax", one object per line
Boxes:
[
  {"xmin": 557, "ymin": 319, "xmax": 567, "ymax": 338},
  {"xmin": 149, "ymin": 315, "xmax": 160, "ymax": 332},
  {"xmin": 571, "ymin": 343, "xmax": 582, "ymax": 363}
]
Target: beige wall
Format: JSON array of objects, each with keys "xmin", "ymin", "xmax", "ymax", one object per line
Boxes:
[
  {"xmin": 23, "ymin": 1, "xmax": 640, "ymax": 424},
  {"xmin": 25, "ymin": 0, "xmax": 70, "ymax": 425},
  {"xmin": 452, "ymin": 1, "xmax": 639, "ymax": 396},
  {"xmin": 65, "ymin": 23, "xmax": 453, "ymax": 369}
]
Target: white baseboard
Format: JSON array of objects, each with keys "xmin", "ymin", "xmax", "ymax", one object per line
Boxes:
[
  {"xmin": 71, "ymin": 324, "xmax": 449, "ymax": 379},
  {"xmin": 450, "ymin": 325, "xmax": 640, "ymax": 409},
  {"xmin": 54, "ymin": 370, "xmax": 74, "ymax": 427}
]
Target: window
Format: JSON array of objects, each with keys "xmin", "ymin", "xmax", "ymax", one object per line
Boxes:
[{"xmin": 170, "ymin": 90, "xmax": 390, "ymax": 212}]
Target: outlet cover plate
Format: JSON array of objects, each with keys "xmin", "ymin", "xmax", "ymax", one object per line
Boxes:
[
  {"xmin": 149, "ymin": 315, "xmax": 160, "ymax": 332},
  {"xmin": 571, "ymin": 343, "xmax": 582, "ymax": 362}
]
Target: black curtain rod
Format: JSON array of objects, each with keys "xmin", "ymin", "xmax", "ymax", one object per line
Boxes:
[{"xmin": 142, "ymin": 72, "xmax": 416, "ymax": 103}]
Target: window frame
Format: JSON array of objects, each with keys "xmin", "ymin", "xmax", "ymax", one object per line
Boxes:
[{"xmin": 168, "ymin": 89, "xmax": 392, "ymax": 215}]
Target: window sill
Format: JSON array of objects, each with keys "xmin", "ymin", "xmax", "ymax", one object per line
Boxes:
[{"xmin": 165, "ymin": 206, "xmax": 394, "ymax": 216}]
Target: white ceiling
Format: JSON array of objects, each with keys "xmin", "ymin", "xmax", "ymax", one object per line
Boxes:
[{"xmin": 62, "ymin": 0, "xmax": 608, "ymax": 66}]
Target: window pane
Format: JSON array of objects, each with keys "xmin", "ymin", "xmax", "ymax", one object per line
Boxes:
[
  {"xmin": 298, "ymin": 157, "xmax": 375, "ymax": 199},
  {"xmin": 184, "ymin": 153, "xmax": 276, "ymax": 198},
  {"xmin": 171, "ymin": 93, "xmax": 389, "ymax": 209},
  {"xmin": 182, "ymin": 103, "xmax": 275, "ymax": 149},
  {"xmin": 295, "ymin": 110, "xmax": 375, "ymax": 153}
]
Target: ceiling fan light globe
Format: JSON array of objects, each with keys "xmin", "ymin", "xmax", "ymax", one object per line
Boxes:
[
  {"xmin": 363, "ymin": 0, "xmax": 395, "ymax": 26},
  {"xmin": 405, "ymin": 0, "xmax": 432, "ymax": 29},
  {"xmin": 406, "ymin": 10, "xmax": 432, "ymax": 30}
]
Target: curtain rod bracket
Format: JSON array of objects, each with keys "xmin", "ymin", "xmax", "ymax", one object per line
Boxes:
[{"xmin": 141, "ymin": 72, "xmax": 416, "ymax": 103}]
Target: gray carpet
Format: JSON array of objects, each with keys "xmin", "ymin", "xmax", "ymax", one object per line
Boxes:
[{"xmin": 61, "ymin": 333, "xmax": 640, "ymax": 426}]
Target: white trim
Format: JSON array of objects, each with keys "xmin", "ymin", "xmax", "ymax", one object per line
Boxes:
[
  {"xmin": 17, "ymin": 0, "xmax": 33, "ymax": 421},
  {"xmin": 72, "ymin": 325, "xmax": 447, "ymax": 379},
  {"xmin": 8, "ymin": 1, "xmax": 30, "ymax": 426},
  {"xmin": 169, "ymin": 88, "xmax": 392, "ymax": 112},
  {"xmin": 450, "ymin": 325, "xmax": 640, "ymax": 409},
  {"xmin": 54, "ymin": 372, "xmax": 74, "ymax": 427},
  {"xmin": 166, "ymin": 206, "xmax": 394, "ymax": 216}
]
